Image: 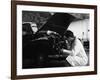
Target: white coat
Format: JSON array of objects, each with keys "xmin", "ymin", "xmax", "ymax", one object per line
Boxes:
[{"xmin": 66, "ymin": 38, "xmax": 88, "ymax": 66}]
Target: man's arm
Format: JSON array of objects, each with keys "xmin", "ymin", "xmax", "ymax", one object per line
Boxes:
[{"xmin": 61, "ymin": 49, "xmax": 74, "ymax": 56}]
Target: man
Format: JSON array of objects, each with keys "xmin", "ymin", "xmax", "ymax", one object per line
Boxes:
[
  {"xmin": 61, "ymin": 30, "xmax": 88, "ymax": 66},
  {"xmin": 31, "ymin": 23, "xmax": 38, "ymax": 34}
]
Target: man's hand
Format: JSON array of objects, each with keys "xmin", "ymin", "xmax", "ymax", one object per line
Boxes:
[{"xmin": 60, "ymin": 49, "xmax": 65, "ymax": 53}]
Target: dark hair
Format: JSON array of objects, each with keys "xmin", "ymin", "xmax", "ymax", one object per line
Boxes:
[
  {"xmin": 22, "ymin": 23, "xmax": 33, "ymax": 34},
  {"xmin": 64, "ymin": 30, "xmax": 74, "ymax": 38}
]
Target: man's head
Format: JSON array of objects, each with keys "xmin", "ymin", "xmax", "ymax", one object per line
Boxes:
[
  {"xmin": 64, "ymin": 30, "xmax": 75, "ymax": 42},
  {"xmin": 31, "ymin": 23, "xmax": 38, "ymax": 34}
]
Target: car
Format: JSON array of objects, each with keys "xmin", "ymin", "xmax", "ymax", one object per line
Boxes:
[{"xmin": 22, "ymin": 13, "xmax": 76, "ymax": 68}]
